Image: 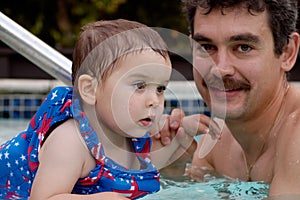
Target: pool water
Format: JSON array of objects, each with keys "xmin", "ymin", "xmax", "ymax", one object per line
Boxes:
[
  {"xmin": 142, "ymin": 177, "xmax": 269, "ymax": 200},
  {"xmin": 0, "ymin": 118, "xmax": 28, "ymax": 144},
  {"xmin": 0, "ymin": 119, "xmax": 270, "ymax": 199}
]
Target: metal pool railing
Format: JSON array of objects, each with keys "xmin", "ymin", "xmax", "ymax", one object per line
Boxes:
[{"xmin": 0, "ymin": 12, "xmax": 72, "ymax": 85}]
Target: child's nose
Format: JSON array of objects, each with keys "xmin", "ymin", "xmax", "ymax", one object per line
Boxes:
[{"xmin": 145, "ymin": 91, "xmax": 160, "ymax": 108}]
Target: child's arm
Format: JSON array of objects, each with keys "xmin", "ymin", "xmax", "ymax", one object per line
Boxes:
[
  {"xmin": 151, "ymin": 127, "xmax": 196, "ymax": 165},
  {"xmin": 150, "ymin": 114, "xmax": 196, "ymax": 171},
  {"xmin": 30, "ymin": 119, "xmax": 127, "ymax": 200},
  {"xmin": 151, "ymin": 111, "xmax": 221, "ymax": 177},
  {"xmin": 150, "ymin": 109, "xmax": 196, "ymax": 175}
]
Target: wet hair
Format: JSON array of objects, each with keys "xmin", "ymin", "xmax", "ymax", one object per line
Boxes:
[
  {"xmin": 71, "ymin": 19, "xmax": 169, "ymax": 86},
  {"xmin": 182, "ymin": 0, "xmax": 298, "ymax": 56}
]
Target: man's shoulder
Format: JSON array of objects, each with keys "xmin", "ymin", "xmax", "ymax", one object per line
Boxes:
[
  {"xmin": 285, "ymin": 86, "xmax": 300, "ymax": 124},
  {"xmin": 276, "ymin": 98, "xmax": 300, "ymax": 154}
]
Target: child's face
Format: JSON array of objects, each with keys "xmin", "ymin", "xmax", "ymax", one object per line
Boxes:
[{"xmin": 94, "ymin": 50, "xmax": 171, "ymax": 138}]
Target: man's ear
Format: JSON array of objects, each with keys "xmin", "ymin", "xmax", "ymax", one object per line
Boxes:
[
  {"xmin": 78, "ymin": 74, "xmax": 98, "ymax": 105},
  {"xmin": 281, "ymin": 32, "xmax": 300, "ymax": 72}
]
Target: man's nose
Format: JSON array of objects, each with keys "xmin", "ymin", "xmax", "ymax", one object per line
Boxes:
[{"xmin": 211, "ymin": 49, "xmax": 235, "ymax": 77}]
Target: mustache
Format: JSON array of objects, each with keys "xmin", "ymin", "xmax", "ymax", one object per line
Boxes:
[{"xmin": 204, "ymin": 76, "xmax": 251, "ymax": 90}]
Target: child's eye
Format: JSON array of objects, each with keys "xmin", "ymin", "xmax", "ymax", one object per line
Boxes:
[
  {"xmin": 134, "ymin": 82, "xmax": 146, "ymax": 90},
  {"xmin": 156, "ymin": 85, "xmax": 166, "ymax": 94}
]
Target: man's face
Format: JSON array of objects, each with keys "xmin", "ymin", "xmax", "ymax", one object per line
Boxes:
[{"xmin": 192, "ymin": 7, "xmax": 285, "ymax": 120}]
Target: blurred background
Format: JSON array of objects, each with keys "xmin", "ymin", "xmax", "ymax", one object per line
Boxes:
[
  {"xmin": 1, "ymin": 0, "xmax": 189, "ymax": 48},
  {"xmin": 0, "ymin": 0, "xmax": 195, "ymax": 80}
]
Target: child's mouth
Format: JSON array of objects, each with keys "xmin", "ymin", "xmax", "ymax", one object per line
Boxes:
[{"xmin": 139, "ymin": 117, "xmax": 153, "ymax": 127}]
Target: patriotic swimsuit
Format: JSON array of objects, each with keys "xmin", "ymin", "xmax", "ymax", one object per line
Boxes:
[{"xmin": 0, "ymin": 86, "xmax": 160, "ymax": 199}]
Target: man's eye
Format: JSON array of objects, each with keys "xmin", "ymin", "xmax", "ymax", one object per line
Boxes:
[
  {"xmin": 157, "ymin": 86, "xmax": 166, "ymax": 94},
  {"xmin": 199, "ymin": 44, "xmax": 214, "ymax": 51},
  {"xmin": 238, "ymin": 44, "xmax": 253, "ymax": 53},
  {"xmin": 194, "ymin": 43, "xmax": 216, "ymax": 56},
  {"xmin": 134, "ymin": 82, "xmax": 146, "ymax": 90}
]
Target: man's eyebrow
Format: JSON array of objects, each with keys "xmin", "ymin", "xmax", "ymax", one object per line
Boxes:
[
  {"xmin": 229, "ymin": 33, "xmax": 260, "ymax": 43},
  {"xmin": 192, "ymin": 34, "xmax": 212, "ymax": 42},
  {"xmin": 192, "ymin": 33, "xmax": 260, "ymax": 43}
]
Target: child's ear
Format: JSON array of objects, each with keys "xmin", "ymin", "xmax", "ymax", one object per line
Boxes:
[
  {"xmin": 281, "ymin": 32, "xmax": 300, "ymax": 72},
  {"xmin": 78, "ymin": 74, "xmax": 98, "ymax": 105}
]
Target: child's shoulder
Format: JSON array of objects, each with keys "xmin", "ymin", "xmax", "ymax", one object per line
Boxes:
[{"xmin": 30, "ymin": 86, "xmax": 74, "ymax": 130}]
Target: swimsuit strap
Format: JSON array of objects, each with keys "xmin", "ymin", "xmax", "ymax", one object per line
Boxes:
[{"xmin": 72, "ymin": 98, "xmax": 105, "ymax": 160}]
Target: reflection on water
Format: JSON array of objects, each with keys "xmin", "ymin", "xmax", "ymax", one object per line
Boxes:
[{"xmin": 142, "ymin": 177, "xmax": 269, "ymax": 200}]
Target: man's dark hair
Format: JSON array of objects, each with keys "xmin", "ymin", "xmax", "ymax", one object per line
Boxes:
[{"xmin": 182, "ymin": 0, "xmax": 298, "ymax": 56}]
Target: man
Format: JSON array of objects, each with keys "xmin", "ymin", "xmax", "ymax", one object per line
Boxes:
[{"xmin": 159, "ymin": 0, "xmax": 300, "ymax": 197}]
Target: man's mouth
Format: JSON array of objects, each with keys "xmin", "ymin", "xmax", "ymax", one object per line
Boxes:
[
  {"xmin": 209, "ymin": 86, "xmax": 245, "ymax": 92},
  {"xmin": 203, "ymin": 77, "xmax": 251, "ymax": 99},
  {"xmin": 205, "ymin": 77, "xmax": 251, "ymax": 92}
]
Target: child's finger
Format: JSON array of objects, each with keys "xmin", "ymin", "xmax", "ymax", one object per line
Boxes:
[{"xmin": 169, "ymin": 108, "xmax": 185, "ymax": 129}]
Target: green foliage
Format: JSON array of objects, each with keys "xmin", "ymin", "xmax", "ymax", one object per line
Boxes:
[{"xmin": 0, "ymin": 0, "xmax": 188, "ymax": 48}]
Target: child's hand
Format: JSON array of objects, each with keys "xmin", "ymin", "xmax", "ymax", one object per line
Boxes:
[
  {"xmin": 151, "ymin": 109, "xmax": 196, "ymax": 172},
  {"xmin": 153, "ymin": 110, "xmax": 222, "ymax": 154},
  {"xmin": 152, "ymin": 109, "xmax": 184, "ymax": 145},
  {"xmin": 151, "ymin": 110, "xmax": 224, "ymax": 174}
]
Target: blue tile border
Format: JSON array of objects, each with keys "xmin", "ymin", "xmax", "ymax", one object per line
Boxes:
[
  {"xmin": 0, "ymin": 94, "xmax": 210, "ymax": 119},
  {"xmin": 0, "ymin": 94, "xmax": 45, "ymax": 119}
]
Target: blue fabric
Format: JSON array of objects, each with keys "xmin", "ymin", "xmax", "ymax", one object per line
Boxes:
[{"xmin": 0, "ymin": 86, "xmax": 160, "ymax": 199}]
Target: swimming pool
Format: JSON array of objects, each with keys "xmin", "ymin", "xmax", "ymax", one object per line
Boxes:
[
  {"xmin": 143, "ymin": 177, "xmax": 269, "ymax": 200},
  {"xmin": 0, "ymin": 118, "xmax": 28, "ymax": 144},
  {"xmin": 0, "ymin": 119, "xmax": 270, "ymax": 199}
]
